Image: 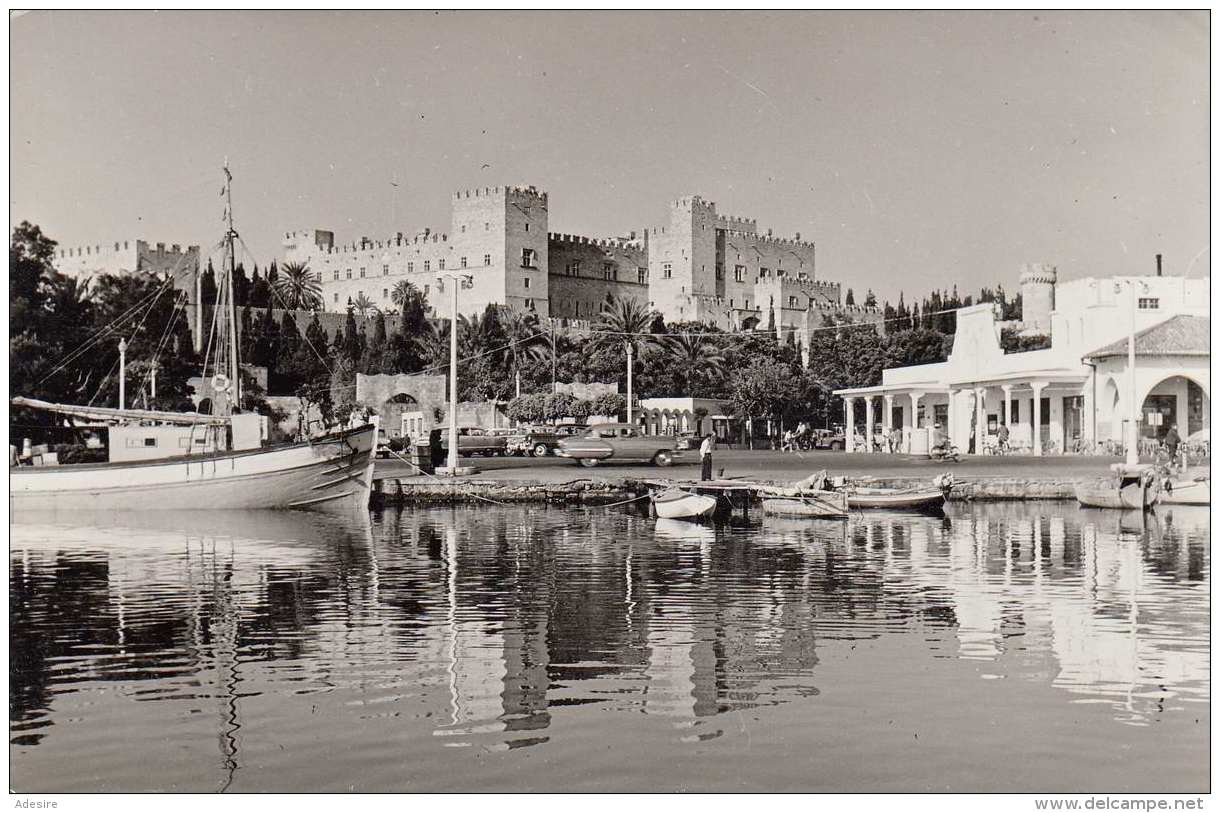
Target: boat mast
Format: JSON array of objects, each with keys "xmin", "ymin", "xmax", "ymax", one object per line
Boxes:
[{"xmin": 223, "ymin": 162, "xmax": 242, "ymax": 410}]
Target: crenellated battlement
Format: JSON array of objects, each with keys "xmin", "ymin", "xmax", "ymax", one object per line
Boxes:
[
  {"xmin": 547, "ymin": 232, "xmax": 644, "ymax": 252},
  {"xmin": 715, "ymin": 215, "xmax": 758, "ymax": 234},
  {"xmin": 722, "ymin": 228, "xmax": 815, "ymax": 250},
  {"xmin": 55, "ymin": 239, "xmax": 199, "ymax": 261},
  {"xmin": 454, "ymin": 184, "xmax": 548, "ymax": 203},
  {"xmin": 315, "ymin": 230, "xmax": 449, "ymax": 254}
]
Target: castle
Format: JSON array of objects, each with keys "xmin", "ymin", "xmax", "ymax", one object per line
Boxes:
[{"xmin": 282, "ymin": 186, "xmax": 882, "ymax": 343}]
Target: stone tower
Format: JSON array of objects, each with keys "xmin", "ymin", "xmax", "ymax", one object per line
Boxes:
[
  {"xmin": 450, "ymin": 185, "xmax": 550, "ymax": 317},
  {"xmin": 647, "ymin": 196, "xmax": 720, "ymax": 322},
  {"xmin": 1019, "ymin": 263, "xmax": 1057, "ymax": 334}
]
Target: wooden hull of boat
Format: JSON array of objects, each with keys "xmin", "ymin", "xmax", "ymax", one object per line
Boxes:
[
  {"xmin": 847, "ymin": 488, "xmax": 947, "ymax": 511},
  {"xmin": 761, "ymin": 491, "xmax": 848, "ymax": 518},
  {"xmin": 1160, "ymin": 480, "xmax": 1210, "ymax": 506},
  {"xmin": 9, "ymin": 423, "xmax": 378, "ymax": 512},
  {"xmin": 1074, "ymin": 479, "xmax": 1159, "ymax": 511},
  {"xmin": 652, "ymin": 489, "xmax": 718, "ymax": 520}
]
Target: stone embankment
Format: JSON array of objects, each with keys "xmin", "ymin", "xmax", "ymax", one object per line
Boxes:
[{"xmin": 372, "ymin": 474, "xmax": 1080, "ymax": 507}]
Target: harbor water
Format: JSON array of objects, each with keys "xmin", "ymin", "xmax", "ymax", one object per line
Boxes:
[{"xmin": 9, "ymin": 502, "xmax": 1210, "ymax": 792}]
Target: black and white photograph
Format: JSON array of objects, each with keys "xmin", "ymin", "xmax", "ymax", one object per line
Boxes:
[{"xmin": 7, "ymin": 9, "xmax": 1211, "ymax": 802}]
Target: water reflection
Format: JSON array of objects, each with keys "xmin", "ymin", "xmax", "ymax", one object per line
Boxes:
[{"xmin": 9, "ymin": 502, "xmax": 1209, "ymax": 791}]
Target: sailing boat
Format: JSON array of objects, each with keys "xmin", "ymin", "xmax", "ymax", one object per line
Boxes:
[{"xmin": 10, "ymin": 166, "xmax": 378, "ymax": 512}]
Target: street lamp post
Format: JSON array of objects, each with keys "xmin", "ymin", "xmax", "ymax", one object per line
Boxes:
[
  {"xmin": 118, "ymin": 338, "xmax": 128, "ymax": 410},
  {"xmin": 1125, "ymin": 279, "xmax": 1141, "ymax": 467},
  {"xmin": 438, "ymin": 274, "xmax": 473, "ymax": 475},
  {"xmin": 626, "ymin": 341, "xmax": 634, "ymax": 426}
]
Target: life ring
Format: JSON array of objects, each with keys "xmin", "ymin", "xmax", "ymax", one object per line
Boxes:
[{"xmin": 211, "ymin": 374, "xmax": 231, "ymax": 393}]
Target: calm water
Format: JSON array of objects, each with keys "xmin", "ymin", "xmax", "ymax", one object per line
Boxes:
[{"xmin": 10, "ymin": 502, "xmax": 1210, "ymax": 793}]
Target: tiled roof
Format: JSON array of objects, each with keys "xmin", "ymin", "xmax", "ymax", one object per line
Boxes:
[{"xmin": 1085, "ymin": 314, "xmax": 1209, "ymax": 359}]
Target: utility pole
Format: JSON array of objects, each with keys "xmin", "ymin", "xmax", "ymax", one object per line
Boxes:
[
  {"xmin": 551, "ymin": 320, "xmax": 557, "ymax": 394},
  {"xmin": 1126, "ymin": 279, "xmax": 1140, "ymax": 466},
  {"xmin": 439, "ymin": 274, "xmax": 472, "ymax": 474},
  {"xmin": 626, "ymin": 341, "xmax": 634, "ymax": 425},
  {"xmin": 118, "ymin": 338, "xmax": 127, "ymax": 410}
]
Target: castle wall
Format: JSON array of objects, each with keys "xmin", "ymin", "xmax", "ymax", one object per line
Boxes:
[
  {"xmin": 547, "ymin": 233, "xmax": 648, "ymax": 319},
  {"xmin": 54, "ymin": 239, "xmax": 200, "ymax": 297}
]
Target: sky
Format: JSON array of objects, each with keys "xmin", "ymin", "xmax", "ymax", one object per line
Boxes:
[{"xmin": 9, "ymin": 10, "xmax": 1209, "ymax": 304}]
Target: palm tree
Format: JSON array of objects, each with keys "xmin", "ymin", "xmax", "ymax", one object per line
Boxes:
[
  {"xmin": 499, "ymin": 306, "xmax": 547, "ymax": 374},
  {"xmin": 351, "ymin": 292, "xmax": 378, "ymax": 318},
  {"xmin": 390, "ymin": 279, "xmax": 418, "ymax": 308},
  {"xmin": 662, "ymin": 333, "xmax": 726, "ymax": 397},
  {"xmin": 274, "ymin": 261, "xmax": 322, "ymax": 311},
  {"xmin": 590, "ymin": 296, "xmax": 661, "ymax": 358},
  {"xmin": 419, "ymin": 319, "xmax": 451, "ymax": 369}
]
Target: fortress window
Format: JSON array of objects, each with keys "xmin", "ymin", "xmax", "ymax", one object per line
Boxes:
[
  {"xmin": 438, "ymin": 259, "xmax": 445, "ymax": 270},
  {"xmin": 788, "ymin": 296, "xmax": 798, "ymax": 308},
  {"xmin": 460, "ymin": 256, "xmax": 467, "ymax": 268},
  {"xmin": 124, "ymin": 241, "xmax": 129, "ymax": 250},
  {"xmin": 114, "ymin": 242, "xmax": 120, "ymax": 251},
  {"xmin": 383, "ymin": 288, "xmax": 389, "ymax": 299},
  {"xmin": 485, "ymin": 222, "xmax": 490, "ymax": 231},
  {"xmin": 383, "ymin": 264, "xmax": 389, "ymax": 275},
  {"xmin": 315, "ymin": 272, "xmax": 322, "ymax": 282},
  {"xmin": 570, "ymin": 260, "xmax": 581, "ymax": 276},
  {"xmin": 424, "ymin": 261, "xmax": 431, "ymax": 272},
  {"xmin": 461, "ymin": 225, "xmax": 466, "ymax": 233},
  {"xmin": 523, "ymin": 276, "xmax": 531, "ymax": 289},
  {"xmin": 662, "ymin": 263, "xmax": 672, "ymax": 279},
  {"xmin": 603, "ymin": 262, "xmax": 613, "ymax": 280},
  {"xmin": 360, "ymin": 267, "xmax": 366, "ymax": 278},
  {"xmin": 408, "ymin": 262, "xmax": 414, "ymax": 273},
  {"xmin": 526, "ymin": 298, "xmax": 535, "ymax": 310},
  {"xmin": 734, "ymin": 265, "xmax": 745, "ymax": 282},
  {"xmin": 1138, "ymin": 297, "xmax": 1160, "ymax": 310},
  {"xmin": 521, "ymin": 248, "xmax": 537, "ymax": 268},
  {"xmin": 334, "ymin": 293, "xmax": 339, "ymax": 303},
  {"xmin": 760, "ymin": 267, "xmax": 770, "ymax": 278},
  {"xmin": 484, "ymin": 254, "xmax": 491, "ymax": 266},
  {"xmin": 730, "ymin": 299, "xmax": 735, "ymax": 308},
  {"xmin": 637, "ymin": 267, "xmax": 647, "ymax": 284},
  {"xmin": 333, "ymin": 270, "xmax": 340, "ymax": 281},
  {"xmin": 346, "ymin": 269, "xmax": 352, "ymax": 279},
  {"xmin": 524, "ymin": 223, "xmax": 530, "ymax": 232}
]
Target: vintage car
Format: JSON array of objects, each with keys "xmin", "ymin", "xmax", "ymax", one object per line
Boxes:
[
  {"xmin": 438, "ymin": 426, "xmax": 508, "ymax": 456},
  {"xmin": 556, "ymin": 423, "xmax": 680, "ymax": 468},
  {"xmin": 507, "ymin": 426, "xmax": 564, "ymax": 457}
]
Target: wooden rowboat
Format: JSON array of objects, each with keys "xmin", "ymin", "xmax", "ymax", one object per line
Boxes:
[
  {"xmin": 1159, "ymin": 477, "xmax": 1210, "ymax": 506},
  {"xmin": 760, "ymin": 490, "xmax": 848, "ymax": 518},
  {"xmin": 846, "ymin": 486, "xmax": 949, "ymax": 512},
  {"xmin": 1075, "ymin": 464, "xmax": 1161, "ymax": 510},
  {"xmin": 651, "ymin": 488, "xmax": 718, "ymax": 520}
]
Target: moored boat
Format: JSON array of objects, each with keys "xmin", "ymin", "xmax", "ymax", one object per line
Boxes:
[
  {"xmin": 651, "ymin": 487, "xmax": 718, "ymax": 520},
  {"xmin": 1159, "ymin": 476, "xmax": 1210, "ymax": 506},
  {"xmin": 760, "ymin": 490, "xmax": 848, "ymax": 518},
  {"xmin": 847, "ymin": 486, "xmax": 949, "ymax": 512},
  {"xmin": 1075, "ymin": 464, "xmax": 1161, "ymax": 510}
]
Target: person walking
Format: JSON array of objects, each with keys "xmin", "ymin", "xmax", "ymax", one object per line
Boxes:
[
  {"xmin": 1163, "ymin": 424, "xmax": 1182, "ymax": 468},
  {"xmin": 699, "ymin": 433, "xmax": 714, "ymax": 481}
]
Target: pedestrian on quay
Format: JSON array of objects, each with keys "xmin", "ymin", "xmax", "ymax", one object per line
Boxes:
[
  {"xmin": 700, "ymin": 433, "xmax": 715, "ymax": 481},
  {"xmin": 997, "ymin": 422, "xmax": 1010, "ymax": 454},
  {"xmin": 1163, "ymin": 424, "xmax": 1181, "ymax": 468}
]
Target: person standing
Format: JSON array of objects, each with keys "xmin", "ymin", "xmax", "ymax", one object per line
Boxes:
[
  {"xmin": 700, "ymin": 433, "xmax": 714, "ymax": 481},
  {"xmin": 997, "ymin": 422, "xmax": 1010, "ymax": 454}
]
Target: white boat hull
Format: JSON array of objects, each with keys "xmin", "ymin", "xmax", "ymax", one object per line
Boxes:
[
  {"xmin": 9, "ymin": 423, "xmax": 377, "ymax": 512},
  {"xmin": 652, "ymin": 489, "xmax": 718, "ymax": 520},
  {"xmin": 1160, "ymin": 479, "xmax": 1210, "ymax": 505}
]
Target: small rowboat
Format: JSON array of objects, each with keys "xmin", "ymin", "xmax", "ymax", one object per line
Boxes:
[
  {"xmin": 847, "ymin": 486, "xmax": 949, "ymax": 512},
  {"xmin": 1159, "ymin": 477, "xmax": 1210, "ymax": 505},
  {"xmin": 651, "ymin": 488, "xmax": 718, "ymax": 520},
  {"xmin": 760, "ymin": 490, "xmax": 848, "ymax": 518},
  {"xmin": 1075, "ymin": 464, "xmax": 1161, "ymax": 510}
]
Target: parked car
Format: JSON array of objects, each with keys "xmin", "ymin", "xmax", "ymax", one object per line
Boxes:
[
  {"xmin": 507, "ymin": 426, "xmax": 564, "ymax": 457},
  {"xmin": 810, "ymin": 428, "xmax": 867, "ymax": 451},
  {"xmin": 557, "ymin": 423, "xmax": 681, "ymax": 468},
  {"xmin": 438, "ymin": 426, "xmax": 508, "ymax": 457}
]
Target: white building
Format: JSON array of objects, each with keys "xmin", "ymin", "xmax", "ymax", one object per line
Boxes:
[{"xmin": 834, "ymin": 271, "xmax": 1209, "ymax": 455}]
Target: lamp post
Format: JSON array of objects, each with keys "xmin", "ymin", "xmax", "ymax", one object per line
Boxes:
[
  {"xmin": 438, "ymin": 274, "xmax": 473, "ymax": 475},
  {"xmin": 118, "ymin": 338, "xmax": 128, "ymax": 410},
  {"xmin": 626, "ymin": 341, "xmax": 634, "ymax": 426},
  {"xmin": 1124, "ymin": 279, "xmax": 1142, "ymax": 466}
]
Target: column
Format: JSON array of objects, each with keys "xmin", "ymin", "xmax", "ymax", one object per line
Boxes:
[
  {"xmin": 1031, "ymin": 382, "xmax": 1046, "ymax": 456},
  {"xmin": 844, "ymin": 397, "xmax": 856, "ymax": 453},
  {"xmin": 1001, "ymin": 385, "xmax": 1012, "ymax": 427},
  {"xmin": 908, "ymin": 391, "xmax": 923, "ymax": 453},
  {"xmin": 947, "ymin": 389, "xmax": 957, "ymax": 449},
  {"xmin": 974, "ymin": 387, "xmax": 987, "ymax": 455},
  {"xmin": 883, "ymin": 394, "xmax": 895, "ymax": 453},
  {"xmin": 864, "ymin": 397, "xmax": 875, "ymax": 454}
]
